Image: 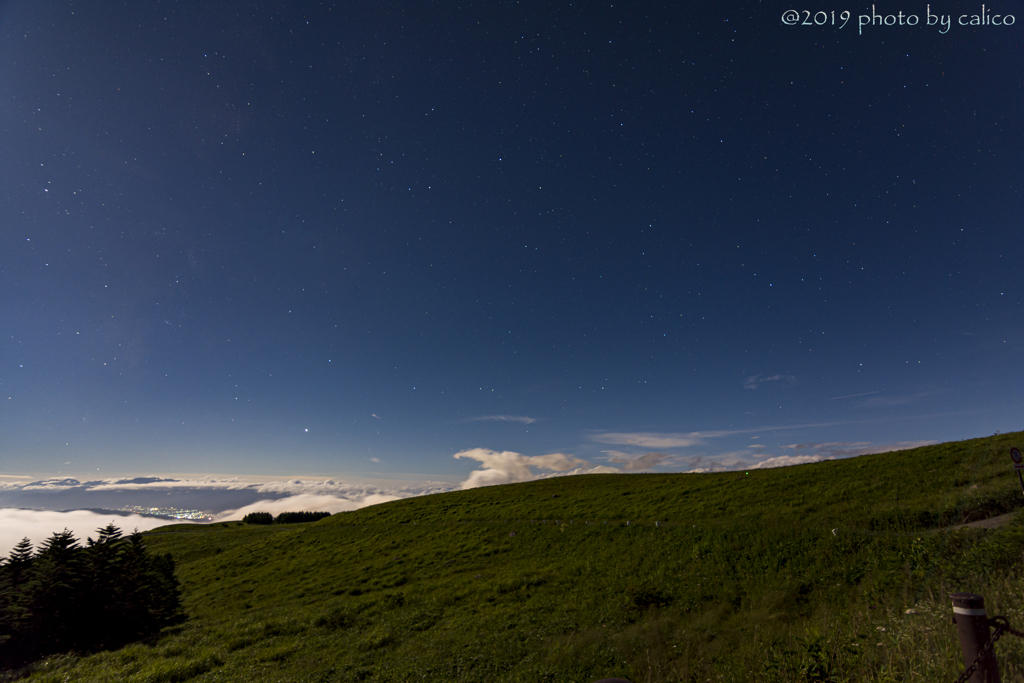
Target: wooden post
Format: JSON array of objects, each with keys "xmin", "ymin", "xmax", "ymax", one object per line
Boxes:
[
  {"xmin": 950, "ymin": 592, "xmax": 1000, "ymax": 683},
  {"xmin": 1010, "ymin": 448, "xmax": 1024, "ymax": 497}
]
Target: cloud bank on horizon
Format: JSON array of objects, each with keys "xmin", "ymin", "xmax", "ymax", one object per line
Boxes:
[
  {"xmin": 0, "ymin": 476, "xmax": 451, "ymax": 521},
  {"xmin": 448, "ymin": 434, "xmax": 937, "ymax": 485},
  {"xmin": 0, "ymin": 436, "xmax": 937, "ymax": 554},
  {"xmin": 0, "ymin": 477, "xmax": 450, "ymax": 555},
  {"xmin": 588, "ymin": 430, "xmax": 938, "ymax": 473}
]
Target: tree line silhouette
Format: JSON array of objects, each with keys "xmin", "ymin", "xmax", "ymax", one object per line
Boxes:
[
  {"xmin": 0, "ymin": 524, "xmax": 182, "ymax": 670},
  {"xmin": 242, "ymin": 511, "xmax": 331, "ymax": 525}
]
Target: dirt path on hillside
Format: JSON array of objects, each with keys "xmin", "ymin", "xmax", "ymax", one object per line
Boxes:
[{"xmin": 953, "ymin": 512, "xmax": 1017, "ymax": 531}]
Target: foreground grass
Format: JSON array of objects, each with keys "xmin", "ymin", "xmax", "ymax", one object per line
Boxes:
[{"xmin": 17, "ymin": 431, "xmax": 1024, "ymax": 682}]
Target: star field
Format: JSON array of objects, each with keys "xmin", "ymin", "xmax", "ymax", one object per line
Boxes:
[{"xmin": 0, "ymin": 0, "xmax": 1021, "ymax": 483}]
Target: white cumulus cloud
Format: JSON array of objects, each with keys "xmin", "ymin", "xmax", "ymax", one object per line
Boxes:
[{"xmin": 453, "ymin": 448, "xmax": 590, "ymax": 489}]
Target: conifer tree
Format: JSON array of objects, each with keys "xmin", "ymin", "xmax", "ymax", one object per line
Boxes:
[
  {"xmin": 0, "ymin": 524, "xmax": 183, "ymax": 670},
  {"xmin": 6, "ymin": 538, "xmax": 34, "ymax": 580},
  {"xmin": 243, "ymin": 511, "xmax": 273, "ymax": 525},
  {"xmin": 27, "ymin": 530, "xmax": 84, "ymax": 654}
]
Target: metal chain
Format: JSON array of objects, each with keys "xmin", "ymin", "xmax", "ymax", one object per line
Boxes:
[
  {"xmin": 954, "ymin": 616, "xmax": 1024, "ymax": 683},
  {"xmin": 990, "ymin": 615, "xmax": 1024, "ymax": 640}
]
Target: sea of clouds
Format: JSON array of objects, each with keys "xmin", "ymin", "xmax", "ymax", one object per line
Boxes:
[
  {"xmin": 0, "ymin": 438, "xmax": 934, "ymax": 555},
  {"xmin": 0, "ymin": 476, "xmax": 450, "ymax": 556}
]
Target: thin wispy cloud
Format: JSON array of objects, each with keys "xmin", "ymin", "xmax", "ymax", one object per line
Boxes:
[
  {"xmin": 682, "ymin": 449, "xmax": 757, "ymax": 472},
  {"xmin": 744, "ymin": 374, "xmax": 796, "ymax": 389},
  {"xmin": 471, "ymin": 415, "xmax": 537, "ymax": 424},
  {"xmin": 829, "ymin": 391, "xmax": 881, "ymax": 400},
  {"xmin": 856, "ymin": 391, "xmax": 941, "ymax": 408},
  {"xmin": 785, "ymin": 441, "xmax": 871, "ymax": 454},
  {"xmin": 590, "ymin": 420, "xmax": 875, "ymax": 448},
  {"xmin": 782, "ymin": 440, "xmax": 937, "ymax": 459},
  {"xmin": 591, "ymin": 432, "xmax": 703, "ymax": 448},
  {"xmin": 603, "ymin": 451, "xmax": 677, "ymax": 471},
  {"xmin": 690, "ymin": 438, "xmax": 939, "ymax": 472}
]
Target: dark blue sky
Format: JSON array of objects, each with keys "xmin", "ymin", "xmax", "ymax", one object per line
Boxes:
[{"xmin": 2, "ymin": 1, "xmax": 1021, "ymax": 483}]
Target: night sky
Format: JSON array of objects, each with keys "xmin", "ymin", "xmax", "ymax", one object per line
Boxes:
[{"xmin": 2, "ymin": 1, "xmax": 1022, "ymax": 487}]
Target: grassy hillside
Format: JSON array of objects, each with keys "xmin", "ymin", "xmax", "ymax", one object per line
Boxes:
[{"xmin": 19, "ymin": 431, "xmax": 1024, "ymax": 682}]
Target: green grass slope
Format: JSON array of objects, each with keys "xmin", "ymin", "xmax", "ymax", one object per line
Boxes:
[{"xmin": 21, "ymin": 431, "xmax": 1024, "ymax": 682}]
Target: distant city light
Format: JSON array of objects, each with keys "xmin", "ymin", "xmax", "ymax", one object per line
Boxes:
[{"xmin": 118, "ymin": 505, "xmax": 213, "ymax": 521}]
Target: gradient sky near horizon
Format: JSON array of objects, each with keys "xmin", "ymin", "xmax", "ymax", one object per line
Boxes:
[{"xmin": 1, "ymin": 0, "xmax": 1021, "ymax": 485}]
